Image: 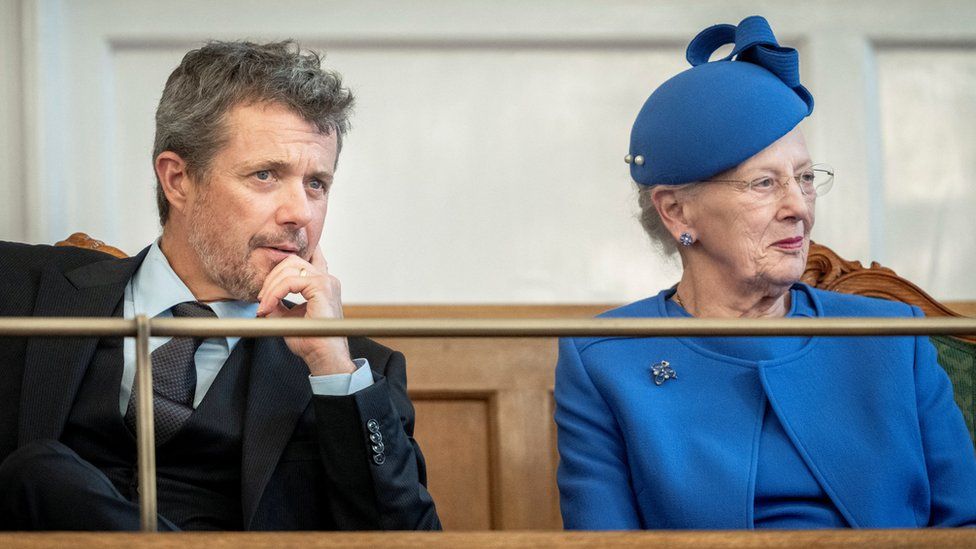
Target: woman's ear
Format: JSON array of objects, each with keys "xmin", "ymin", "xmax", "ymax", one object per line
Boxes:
[
  {"xmin": 155, "ymin": 151, "xmax": 193, "ymax": 217},
  {"xmin": 650, "ymin": 186, "xmax": 695, "ymax": 242}
]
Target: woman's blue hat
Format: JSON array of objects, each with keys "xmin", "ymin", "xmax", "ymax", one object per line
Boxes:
[{"xmin": 627, "ymin": 16, "xmax": 814, "ymax": 186}]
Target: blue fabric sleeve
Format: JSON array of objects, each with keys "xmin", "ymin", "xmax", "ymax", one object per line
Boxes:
[
  {"xmin": 911, "ymin": 307, "xmax": 976, "ymax": 526},
  {"xmin": 554, "ymin": 337, "xmax": 642, "ymax": 529}
]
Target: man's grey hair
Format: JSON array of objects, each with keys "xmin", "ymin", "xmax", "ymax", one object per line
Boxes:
[
  {"xmin": 636, "ymin": 182, "xmax": 699, "ymax": 256},
  {"xmin": 153, "ymin": 40, "xmax": 355, "ymax": 225}
]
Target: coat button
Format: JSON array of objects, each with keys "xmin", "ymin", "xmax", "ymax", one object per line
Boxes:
[
  {"xmin": 371, "ymin": 441, "xmax": 385, "ymax": 454},
  {"xmin": 370, "ymin": 432, "xmax": 383, "ymax": 444},
  {"xmin": 373, "ymin": 453, "xmax": 386, "ymax": 465},
  {"xmin": 367, "ymin": 419, "xmax": 380, "ymax": 433}
]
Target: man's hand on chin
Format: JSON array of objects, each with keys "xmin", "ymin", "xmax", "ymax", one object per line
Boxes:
[{"xmin": 255, "ymin": 246, "xmax": 357, "ymax": 376}]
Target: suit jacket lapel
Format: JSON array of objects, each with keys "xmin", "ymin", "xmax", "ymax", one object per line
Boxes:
[
  {"xmin": 19, "ymin": 248, "xmax": 149, "ymax": 445},
  {"xmin": 241, "ymin": 336, "xmax": 312, "ymax": 528}
]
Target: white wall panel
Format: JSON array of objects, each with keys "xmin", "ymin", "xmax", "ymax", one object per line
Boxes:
[
  {"xmin": 327, "ymin": 46, "xmax": 689, "ymax": 302},
  {"xmin": 4, "ymin": 0, "xmax": 975, "ymax": 302},
  {"xmin": 111, "ymin": 44, "xmax": 688, "ymax": 302},
  {"xmin": 877, "ymin": 47, "xmax": 976, "ymax": 300},
  {"xmin": 0, "ymin": 0, "xmax": 24, "ymax": 242}
]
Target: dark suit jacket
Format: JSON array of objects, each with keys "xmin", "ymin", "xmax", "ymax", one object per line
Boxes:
[{"xmin": 0, "ymin": 241, "xmax": 440, "ymax": 530}]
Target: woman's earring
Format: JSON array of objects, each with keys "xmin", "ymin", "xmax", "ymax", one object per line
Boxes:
[{"xmin": 679, "ymin": 232, "xmax": 694, "ymax": 247}]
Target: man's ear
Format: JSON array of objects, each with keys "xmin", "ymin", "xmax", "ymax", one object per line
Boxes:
[
  {"xmin": 650, "ymin": 186, "xmax": 695, "ymax": 241},
  {"xmin": 155, "ymin": 151, "xmax": 194, "ymax": 216}
]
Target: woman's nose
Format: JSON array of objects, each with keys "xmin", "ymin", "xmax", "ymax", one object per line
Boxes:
[{"xmin": 776, "ymin": 177, "xmax": 813, "ymax": 218}]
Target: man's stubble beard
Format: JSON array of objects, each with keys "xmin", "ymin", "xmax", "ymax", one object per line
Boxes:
[
  {"xmin": 186, "ymin": 185, "xmax": 310, "ymax": 302},
  {"xmin": 187, "ymin": 198, "xmax": 262, "ymax": 301}
]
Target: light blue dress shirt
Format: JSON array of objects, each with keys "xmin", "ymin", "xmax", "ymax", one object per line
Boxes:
[{"xmin": 118, "ymin": 241, "xmax": 373, "ymax": 415}]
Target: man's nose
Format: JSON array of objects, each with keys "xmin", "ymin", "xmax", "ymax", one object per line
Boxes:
[{"xmin": 275, "ymin": 180, "xmax": 313, "ymax": 227}]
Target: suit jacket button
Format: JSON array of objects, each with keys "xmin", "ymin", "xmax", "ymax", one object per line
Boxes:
[
  {"xmin": 373, "ymin": 453, "xmax": 386, "ymax": 465},
  {"xmin": 371, "ymin": 441, "xmax": 385, "ymax": 453},
  {"xmin": 370, "ymin": 432, "xmax": 383, "ymax": 444},
  {"xmin": 367, "ymin": 419, "xmax": 380, "ymax": 433}
]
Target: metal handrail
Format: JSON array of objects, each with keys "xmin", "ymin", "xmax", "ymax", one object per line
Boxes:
[
  {"xmin": 3, "ymin": 315, "xmax": 974, "ymax": 531},
  {"xmin": 2, "ymin": 316, "xmax": 976, "ymax": 338},
  {"xmin": 134, "ymin": 316, "xmax": 157, "ymax": 531}
]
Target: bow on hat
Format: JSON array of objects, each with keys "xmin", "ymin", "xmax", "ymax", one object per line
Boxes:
[
  {"xmin": 626, "ymin": 15, "xmax": 815, "ymax": 186},
  {"xmin": 685, "ymin": 15, "xmax": 813, "ymax": 114}
]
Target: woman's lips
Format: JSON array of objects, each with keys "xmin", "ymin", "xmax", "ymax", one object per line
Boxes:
[{"xmin": 772, "ymin": 236, "xmax": 805, "ymax": 250}]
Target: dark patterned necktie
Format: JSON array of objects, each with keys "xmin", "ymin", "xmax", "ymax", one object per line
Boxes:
[{"xmin": 125, "ymin": 301, "xmax": 217, "ymax": 445}]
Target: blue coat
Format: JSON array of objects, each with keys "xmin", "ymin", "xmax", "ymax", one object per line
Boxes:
[{"xmin": 555, "ymin": 284, "xmax": 976, "ymax": 529}]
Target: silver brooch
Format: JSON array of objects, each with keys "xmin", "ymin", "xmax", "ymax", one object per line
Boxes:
[{"xmin": 651, "ymin": 360, "xmax": 677, "ymax": 386}]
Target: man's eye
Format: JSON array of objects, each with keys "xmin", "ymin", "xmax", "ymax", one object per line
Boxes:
[
  {"xmin": 308, "ymin": 179, "xmax": 324, "ymax": 191},
  {"xmin": 255, "ymin": 170, "xmax": 272, "ymax": 181}
]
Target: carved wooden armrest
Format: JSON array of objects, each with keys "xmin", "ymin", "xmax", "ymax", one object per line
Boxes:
[
  {"xmin": 55, "ymin": 232, "xmax": 128, "ymax": 259},
  {"xmin": 802, "ymin": 241, "xmax": 974, "ymax": 343}
]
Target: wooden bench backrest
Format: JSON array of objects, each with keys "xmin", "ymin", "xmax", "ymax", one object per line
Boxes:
[{"xmin": 54, "ymin": 234, "xmax": 974, "ymax": 529}]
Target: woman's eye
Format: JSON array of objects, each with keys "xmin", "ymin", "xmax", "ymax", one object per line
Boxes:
[
  {"xmin": 799, "ymin": 171, "xmax": 816, "ymax": 184},
  {"xmin": 751, "ymin": 178, "xmax": 776, "ymax": 190},
  {"xmin": 255, "ymin": 170, "xmax": 272, "ymax": 181}
]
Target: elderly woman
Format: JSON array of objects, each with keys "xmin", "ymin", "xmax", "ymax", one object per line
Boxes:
[{"xmin": 554, "ymin": 16, "xmax": 976, "ymax": 529}]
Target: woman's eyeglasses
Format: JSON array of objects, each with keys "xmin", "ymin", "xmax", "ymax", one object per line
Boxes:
[{"xmin": 707, "ymin": 164, "xmax": 834, "ymax": 199}]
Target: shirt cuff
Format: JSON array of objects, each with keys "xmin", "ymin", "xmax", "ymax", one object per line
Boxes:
[{"xmin": 308, "ymin": 358, "xmax": 374, "ymax": 396}]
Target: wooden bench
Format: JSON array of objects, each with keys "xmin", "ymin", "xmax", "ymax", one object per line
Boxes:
[
  {"xmin": 2, "ymin": 529, "xmax": 975, "ymax": 548},
  {"xmin": 53, "ymin": 235, "xmax": 976, "ymax": 531}
]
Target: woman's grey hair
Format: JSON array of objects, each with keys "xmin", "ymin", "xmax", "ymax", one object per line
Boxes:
[
  {"xmin": 636, "ymin": 182, "xmax": 699, "ymax": 256},
  {"xmin": 153, "ymin": 40, "xmax": 355, "ymax": 225}
]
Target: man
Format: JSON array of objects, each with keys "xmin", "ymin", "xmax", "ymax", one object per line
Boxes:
[{"xmin": 0, "ymin": 41, "xmax": 440, "ymax": 531}]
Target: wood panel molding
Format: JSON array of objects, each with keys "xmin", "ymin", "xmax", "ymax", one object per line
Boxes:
[
  {"xmin": 392, "ymin": 337, "xmax": 560, "ymax": 530},
  {"xmin": 411, "ymin": 394, "xmax": 496, "ymax": 529}
]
